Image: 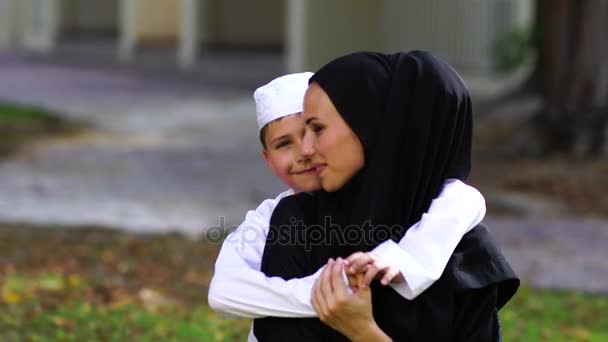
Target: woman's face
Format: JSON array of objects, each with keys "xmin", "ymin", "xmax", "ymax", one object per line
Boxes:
[{"xmin": 302, "ymin": 82, "xmax": 364, "ymax": 192}]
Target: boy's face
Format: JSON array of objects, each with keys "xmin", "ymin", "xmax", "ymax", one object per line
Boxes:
[{"xmin": 262, "ymin": 113, "xmax": 322, "ymax": 193}]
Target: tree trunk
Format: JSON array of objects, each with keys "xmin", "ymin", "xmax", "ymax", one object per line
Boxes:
[{"xmin": 533, "ymin": 0, "xmax": 608, "ymax": 157}]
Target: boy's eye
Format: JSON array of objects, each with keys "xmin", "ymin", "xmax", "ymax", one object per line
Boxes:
[{"xmin": 275, "ymin": 140, "xmax": 291, "ymax": 149}]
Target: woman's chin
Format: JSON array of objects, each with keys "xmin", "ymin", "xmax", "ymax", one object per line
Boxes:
[{"xmin": 321, "ymin": 182, "xmax": 339, "ymax": 192}]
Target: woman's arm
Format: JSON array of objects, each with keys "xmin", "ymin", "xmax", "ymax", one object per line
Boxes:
[
  {"xmin": 369, "ymin": 179, "xmax": 486, "ymax": 299},
  {"xmin": 312, "ymin": 258, "xmax": 392, "ymax": 342}
]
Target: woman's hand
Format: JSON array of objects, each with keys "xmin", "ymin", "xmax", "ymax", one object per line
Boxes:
[
  {"xmin": 312, "ymin": 258, "xmax": 391, "ymax": 342},
  {"xmin": 345, "ymin": 252, "xmax": 405, "ymax": 288}
]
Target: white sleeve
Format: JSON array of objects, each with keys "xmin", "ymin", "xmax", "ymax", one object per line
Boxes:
[
  {"xmin": 208, "ymin": 190, "xmax": 319, "ymax": 318},
  {"xmin": 371, "ymin": 179, "xmax": 486, "ymax": 300}
]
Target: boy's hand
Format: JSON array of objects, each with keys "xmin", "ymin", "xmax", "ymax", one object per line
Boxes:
[{"xmin": 344, "ymin": 252, "xmax": 405, "ymax": 288}]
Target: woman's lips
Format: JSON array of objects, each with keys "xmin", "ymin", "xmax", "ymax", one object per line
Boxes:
[
  {"xmin": 313, "ymin": 164, "xmax": 327, "ymax": 175},
  {"xmin": 293, "ymin": 168, "xmax": 316, "ymax": 175}
]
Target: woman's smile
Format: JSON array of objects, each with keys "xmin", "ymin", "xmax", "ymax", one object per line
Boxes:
[
  {"xmin": 312, "ymin": 163, "xmax": 327, "ymax": 175},
  {"xmin": 292, "ymin": 167, "xmax": 316, "ymax": 175}
]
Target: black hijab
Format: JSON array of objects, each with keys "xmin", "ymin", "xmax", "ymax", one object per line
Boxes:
[{"xmin": 309, "ymin": 51, "xmax": 472, "ymax": 249}]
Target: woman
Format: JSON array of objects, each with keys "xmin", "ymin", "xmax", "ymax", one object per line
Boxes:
[{"xmin": 253, "ymin": 51, "xmax": 519, "ymax": 341}]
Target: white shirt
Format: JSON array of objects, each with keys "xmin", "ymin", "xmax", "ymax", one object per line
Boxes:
[{"xmin": 208, "ymin": 179, "xmax": 485, "ymax": 325}]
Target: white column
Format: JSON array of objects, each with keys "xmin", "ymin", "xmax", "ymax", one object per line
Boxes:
[
  {"xmin": 118, "ymin": 0, "xmax": 137, "ymax": 62},
  {"xmin": 286, "ymin": 0, "xmax": 307, "ymax": 72},
  {"xmin": 0, "ymin": 0, "xmax": 14, "ymax": 49},
  {"xmin": 178, "ymin": 0, "xmax": 199, "ymax": 70},
  {"xmin": 21, "ymin": 0, "xmax": 60, "ymax": 53},
  {"xmin": 513, "ymin": 0, "xmax": 533, "ymax": 27}
]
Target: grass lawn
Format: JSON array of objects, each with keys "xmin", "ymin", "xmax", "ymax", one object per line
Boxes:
[
  {"xmin": 0, "ymin": 225, "xmax": 250, "ymax": 341},
  {"xmin": 0, "ymin": 103, "xmax": 81, "ymax": 156},
  {"xmin": 501, "ymin": 286, "xmax": 608, "ymax": 341},
  {"xmin": 0, "ymin": 225, "xmax": 607, "ymax": 341}
]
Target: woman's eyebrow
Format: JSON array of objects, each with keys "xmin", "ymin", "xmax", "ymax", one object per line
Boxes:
[{"xmin": 305, "ymin": 117, "xmax": 318, "ymax": 124}]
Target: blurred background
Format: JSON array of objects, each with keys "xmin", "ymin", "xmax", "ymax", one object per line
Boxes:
[{"xmin": 0, "ymin": 0, "xmax": 606, "ymax": 340}]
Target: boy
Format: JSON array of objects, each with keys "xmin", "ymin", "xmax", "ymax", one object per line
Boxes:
[{"xmin": 208, "ymin": 73, "xmax": 486, "ymax": 338}]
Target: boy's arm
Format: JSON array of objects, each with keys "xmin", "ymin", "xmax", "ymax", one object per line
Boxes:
[
  {"xmin": 208, "ymin": 190, "xmax": 319, "ymax": 318},
  {"xmin": 209, "ymin": 179, "xmax": 484, "ymax": 316},
  {"xmin": 371, "ymin": 179, "xmax": 486, "ymax": 300}
]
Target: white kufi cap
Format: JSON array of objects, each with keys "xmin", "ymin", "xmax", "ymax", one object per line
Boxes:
[{"xmin": 254, "ymin": 72, "xmax": 314, "ymax": 131}]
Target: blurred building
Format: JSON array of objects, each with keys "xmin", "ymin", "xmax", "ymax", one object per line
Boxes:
[{"xmin": 0, "ymin": 0, "xmax": 531, "ymax": 74}]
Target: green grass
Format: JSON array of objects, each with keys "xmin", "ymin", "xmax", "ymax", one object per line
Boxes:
[
  {"xmin": 0, "ymin": 224, "xmax": 607, "ymax": 341},
  {"xmin": 0, "ymin": 225, "xmax": 251, "ymax": 341},
  {"xmin": 1, "ymin": 296, "xmax": 246, "ymax": 341},
  {"xmin": 500, "ymin": 286, "xmax": 608, "ymax": 341},
  {"xmin": 0, "ymin": 103, "xmax": 81, "ymax": 156}
]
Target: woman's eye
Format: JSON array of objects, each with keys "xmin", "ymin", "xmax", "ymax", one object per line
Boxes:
[{"xmin": 312, "ymin": 125, "xmax": 324, "ymax": 134}]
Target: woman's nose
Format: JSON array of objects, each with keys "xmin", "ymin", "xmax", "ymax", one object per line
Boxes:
[{"xmin": 300, "ymin": 130, "xmax": 316, "ymax": 156}]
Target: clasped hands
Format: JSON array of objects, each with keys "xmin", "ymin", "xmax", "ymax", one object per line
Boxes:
[{"xmin": 311, "ymin": 252, "xmax": 402, "ymax": 341}]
